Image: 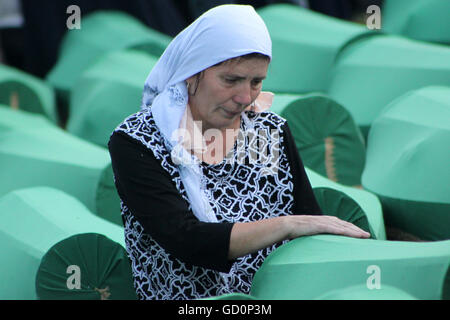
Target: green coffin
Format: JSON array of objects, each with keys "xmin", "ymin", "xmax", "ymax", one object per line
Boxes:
[
  {"xmin": 46, "ymin": 10, "xmax": 171, "ymax": 101},
  {"xmin": 313, "ymin": 187, "xmax": 375, "ymax": 239},
  {"xmin": 0, "ymin": 107, "xmax": 121, "ymax": 225},
  {"xmin": 257, "ymin": 4, "xmax": 374, "ymax": 94},
  {"xmin": 67, "ymin": 50, "xmax": 158, "ymax": 147},
  {"xmin": 383, "ymin": 0, "xmax": 450, "ymax": 45},
  {"xmin": 36, "ymin": 233, "xmax": 136, "ymax": 300},
  {"xmin": 251, "ymin": 235, "xmax": 450, "ymax": 300},
  {"xmin": 306, "ymin": 168, "xmax": 386, "ymax": 240},
  {"xmin": 316, "ymin": 284, "xmax": 418, "ymax": 300},
  {"xmin": 271, "ymin": 93, "xmax": 366, "ymax": 186},
  {"xmin": 0, "ymin": 187, "xmax": 125, "ymax": 300},
  {"xmin": 327, "ymin": 35, "xmax": 450, "ymax": 139},
  {"xmin": 0, "ymin": 64, "xmax": 57, "ymax": 122},
  {"xmin": 362, "ymin": 86, "xmax": 450, "ymax": 241}
]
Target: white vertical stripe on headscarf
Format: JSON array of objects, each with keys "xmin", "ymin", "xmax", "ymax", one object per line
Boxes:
[{"xmin": 141, "ymin": 4, "xmax": 272, "ymax": 222}]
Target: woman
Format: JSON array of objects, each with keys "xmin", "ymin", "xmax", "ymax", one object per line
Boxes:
[{"xmin": 108, "ymin": 4, "xmax": 370, "ymax": 300}]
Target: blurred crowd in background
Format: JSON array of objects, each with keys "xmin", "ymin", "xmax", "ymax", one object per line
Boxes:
[{"xmin": 0, "ymin": 0, "xmax": 381, "ymax": 80}]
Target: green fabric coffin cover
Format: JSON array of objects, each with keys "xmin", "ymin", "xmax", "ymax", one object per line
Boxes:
[
  {"xmin": 46, "ymin": 10, "xmax": 171, "ymax": 99},
  {"xmin": 316, "ymin": 284, "xmax": 418, "ymax": 300},
  {"xmin": 36, "ymin": 233, "xmax": 136, "ymax": 300},
  {"xmin": 383, "ymin": 0, "xmax": 450, "ymax": 45},
  {"xmin": 362, "ymin": 86, "xmax": 450, "ymax": 241},
  {"xmin": 0, "ymin": 107, "xmax": 121, "ymax": 225},
  {"xmin": 313, "ymin": 187, "xmax": 375, "ymax": 239},
  {"xmin": 67, "ymin": 50, "xmax": 158, "ymax": 147},
  {"xmin": 306, "ymin": 168, "xmax": 386, "ymax": 240},
  {"xmin": 257, "ymin": 4, "xmax": 373, "ymax": 94},
  {"xmin": 0, "ymin": 187, "xmax": 125, "ymax": 299},
  {"xmin": 251, "ymin": 235, "xmax": 450, "ymax": 300},
  {"xmin": 271, "ymin": 93, "xmax": 366, "ymax": 186},
  {"xmin": 0, "ymin": 64, "xmax": 57, "ymax": 122},
  {"xmin": 327, "ymin": 34, "xmax": 450, "ymax": 139}
]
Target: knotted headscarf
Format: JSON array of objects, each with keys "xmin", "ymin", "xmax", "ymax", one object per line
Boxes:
[{"xmin": 141, "ymin": 5, "xmax": 272, "ymax": 222}]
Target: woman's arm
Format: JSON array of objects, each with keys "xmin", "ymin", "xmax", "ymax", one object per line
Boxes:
[{"xmin": 228, "ymin": 215, "xmax": 370, "ymax": 260}]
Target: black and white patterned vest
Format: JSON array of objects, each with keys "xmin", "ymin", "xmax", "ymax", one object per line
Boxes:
[{"xmin": 114, "ymin": 108, "xmax": 295, "ymax": 300}]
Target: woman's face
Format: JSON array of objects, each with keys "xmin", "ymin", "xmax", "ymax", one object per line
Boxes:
[{"xmin": 187, "ymin": 58, "xmax": 269, "ymax": 132}]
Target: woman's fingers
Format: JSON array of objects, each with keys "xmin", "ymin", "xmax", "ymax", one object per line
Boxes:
[
  {"xmin": 327, "ymin": 216, "xmax": 370, "ymax": 238},
  {"xmin": 327, "ymin": 222, "xmax": 370, "ymax": 238},
  {"xmin": 288, "ymin": 215, "xmax": 371, "ymax": 239}
]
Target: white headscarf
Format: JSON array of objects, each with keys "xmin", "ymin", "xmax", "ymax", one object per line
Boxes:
[{"xmin": 141, "ymin": 5, "xmax": 272, "ymax": 222}]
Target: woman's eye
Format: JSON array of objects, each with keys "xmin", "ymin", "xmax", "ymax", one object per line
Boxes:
[
  {"xmin": 251, "ymin": 80, "xmax": 262, "ymax": 87},
  {"xmin": 225, "ymin": 78, "xmax": 237, "ymax": 84}
]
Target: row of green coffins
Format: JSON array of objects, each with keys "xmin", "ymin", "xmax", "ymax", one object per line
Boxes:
[
  {"xmin": 0, "ymin": 187, "xmax": 447, "ymax": 299},
  {"xmin": 33, "ymin": 232, "xmax": 450, "ymax": 300},
  {"xmin": 60, "ymin": 47, "xmax": 450, "ymax": 242},
  {"xmin": 0, "ymin": 182, "xmax": 379, "ymax": 300},
  {"xmin": 362, "ymin": 85, "xmax": 450, "ymax": 241},
  {"xmin": 46, "ymin": 4, "xmax": 369, "ymax": 103},
  {"xmin": 0, "ymin": 10, "xmax": 169, "ymax": 128},
  {"xmin": 0, "ymin": 106, "xmax": 386, "ymax": 300},
  {"xmin": 326, "ymin": 34, "xmax": 450, "ymax": 139},
  {"xmin": 0, "ymin": 49, "xmax": 156, "ymax": 148},
  {"xmin": 250, "ymin": 235, "xmax": 450, "ymax": 300},
  {"xmin": 256, "ymin": 4, "xmax": 450, "ymax": 138},
  {"xmin": 46, "ymin": 10, "xmax": 171, "ymax": 104},
  {"xmin": 0, "ymin": 183, "xmax": 380, "ymax": 300},
  {"xmin": 258, "ymin": 2, "xmax": 450, "ymax": 94},
  {"xmin": 44, "ymin": 2, "xmax": 450, "ymax": 102},
  {"xmin": 3, "ymin": 93, "xmax": 448, "ymax": 300},
  {"xmin": 210, "ymin": 235, "xmax": 450, "ymax": 300},
  {"xmin": 0, "ymin": 107, "xmax": 121, "ymax": 226},
  {"xmin": 3, "ymin": 5, "xmax": 449, "ymax": 141},
  {"xmin": 69, "ymin": 52, "xmax": 448, "ymax": 240},
  {"xmin": 0, "ymin": 187, "xmax": 136, "ymax": 300},
  {"xmin": 63, "ymin": 8, "xmax": 450, "ymax": 147},
  {"xmin": 273, "ymin": 86, "xmax": 450, "ymax": 241},
  {"xmin": 67, "ymin": 50, "xmax": 158, "ymax": 147},
  {"xmin": 0, "ymin": 10, "xmax": 169, "ymax": 126},
  {"xmin": 3, "ymin": 79, "xmax": 450, "ymax": 242},
  {"xmin": 0, "ymin": 105, "xmax": 385, "ymax": 233}
]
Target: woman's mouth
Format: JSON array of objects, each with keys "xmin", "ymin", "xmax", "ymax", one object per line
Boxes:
[{"xmin": 220, "ymin": 107, "xmax": 241, "ymax": 118}]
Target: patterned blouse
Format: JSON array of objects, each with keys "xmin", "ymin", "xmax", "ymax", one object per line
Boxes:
[{"xmin": 108, "ymin": 107, "xmax": 321, "ymax": 300}]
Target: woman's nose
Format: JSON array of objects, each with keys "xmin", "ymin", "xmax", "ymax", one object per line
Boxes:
[{"xmin": 233, "ymin": 84, "xmax": 254, "ymax": 107}]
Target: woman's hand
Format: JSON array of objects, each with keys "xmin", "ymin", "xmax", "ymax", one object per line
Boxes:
[
  {"xmin": 284, "ymin": 215, "xmax": 371, "ymax": 240},
  {"xmin": 228, "ymin": 215, "xmax": 370, "ymax": 260}
]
